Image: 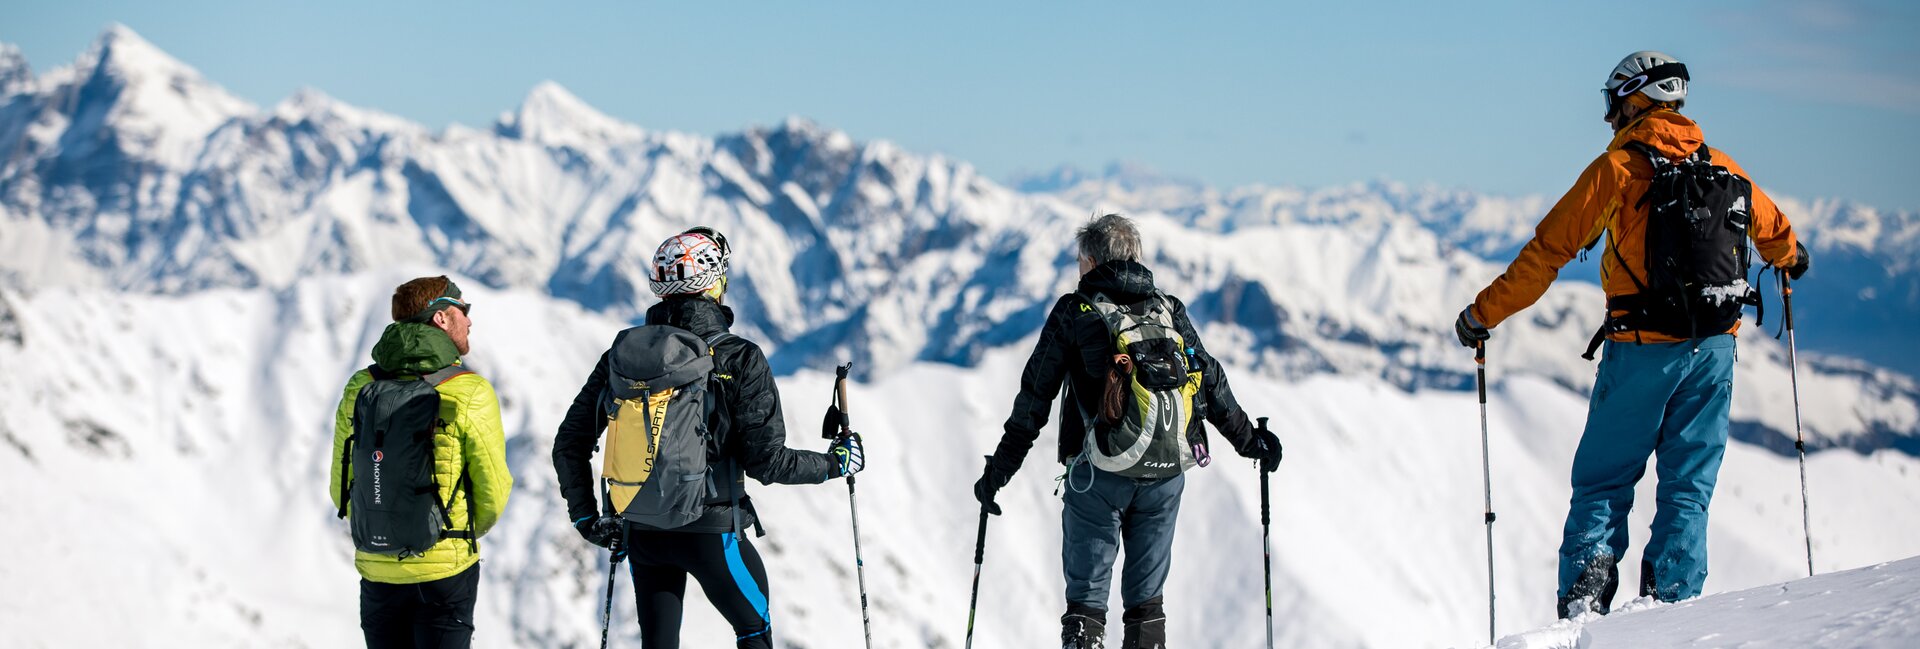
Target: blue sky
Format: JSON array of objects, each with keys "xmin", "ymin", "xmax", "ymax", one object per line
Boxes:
[{"xmin": 6, "ymin": 1, "xmax": 1918, "ymax": 210}]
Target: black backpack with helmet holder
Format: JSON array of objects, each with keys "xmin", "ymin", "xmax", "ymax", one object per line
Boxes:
[{"xmin": 1582, "ymin": 140, "xmax": 1762, "ymax": 360}]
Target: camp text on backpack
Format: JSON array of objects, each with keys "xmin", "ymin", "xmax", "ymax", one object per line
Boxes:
[{"xmin": 1074, "ymin": 290, "xmax": 1207, "ymax": 479}]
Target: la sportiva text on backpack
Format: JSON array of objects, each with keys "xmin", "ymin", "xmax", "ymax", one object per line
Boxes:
[
  {"xmin": 337, "ymin": 365, "xmax": 475, "ymax": 558},
  {"xmin": 1074, "ymin": 291, "xmax": 1207, "ymax": 479},
  {"xmin": 599, "ymin": 326, "xmax": 734, "ymax": 529},
  {"xmin": 1584, "ymin": 141, "xmax": 1761, "ymax": 360}
]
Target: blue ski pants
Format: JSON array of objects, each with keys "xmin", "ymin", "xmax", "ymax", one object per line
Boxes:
[
  {"xmin": 1559, "ymin": 334, "xmax": 1735, "ymax": 602},
  {"xmin": 1062, "ymin": 465, "xmax": 1185, "ymax": 612}
]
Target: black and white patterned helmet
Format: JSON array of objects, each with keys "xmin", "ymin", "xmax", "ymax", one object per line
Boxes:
[{"xmin": 649, "ymin": 230, "xmax": 730, "ymax": 297}]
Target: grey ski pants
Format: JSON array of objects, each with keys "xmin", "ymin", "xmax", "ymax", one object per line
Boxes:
[{"xmin": 1062, "ymin": 465, "xmax": 1185, "ymax": 611}]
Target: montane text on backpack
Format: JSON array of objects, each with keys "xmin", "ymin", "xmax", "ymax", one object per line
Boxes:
[
  {"xmin": 337, "ymin": 365, "xmax": 475, "ymax": 557},
  {"xmin": 1583, "ymin": 141, "xmax": 1761, "ymax": 360},
  {"xmin": 1074, "ymin": 291, "xmax": 1206, "ymax": 480},
  {"xmin": 599, "ymin": 326, "xmax": 733, "ymax": 529}
]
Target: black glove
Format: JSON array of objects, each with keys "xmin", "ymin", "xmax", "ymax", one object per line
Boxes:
[
  {"xmin": 1787, "ymin": 241, "xmax": 1811, "ymax": 280},
  {"xmin": 1454, "ymin": 306, "xmax": 1490, "ymax": 349},
  {"xmin": 574, "ymin": 515, "xmax": 623, "ymax": 551},
  {"xmin": 1245, "ymin": 428, "xmax": 1283, "ymax": 473},
  {"xmin": 828, "ymin": 432, "xmax": 865, "ymax": 478},
  {"xmin": 973, "ymin": 455, "xmax": 1013, "ymax": 516}
]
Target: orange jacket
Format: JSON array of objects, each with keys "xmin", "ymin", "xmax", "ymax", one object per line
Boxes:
[{"xmin": 1470, "ymin": 109, "xmax": 1799, "ymax": 343}]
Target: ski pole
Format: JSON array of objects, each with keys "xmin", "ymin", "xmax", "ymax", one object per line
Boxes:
[
  {"xmin": 1780, "ymin": 270, "xmax": 1814, "ymax": 576},
  {"xmin": 1476, "ymin": 342, "xmax": 1496, "ymax": 645},
  {"xmin": 601, "ymin": 545, "xmax": 622, "ymax": 649},
  {"xmin": 965, "ymin": 498, "xmax": 991, "ymax": 649},
  {"xmin": 1257, "ymin": 417, "xmax": 1274, "ymax": 649},
  {"xmin": 828, "ymin": 363, "xmax": 874, "ymax": 649}
]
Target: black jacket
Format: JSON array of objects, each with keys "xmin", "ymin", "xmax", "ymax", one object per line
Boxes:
[
  {"xmin": 991, "ymin": 260, "xmax": 1260, "ymax": 475},
  {"xmin": 553, "ymin": 297, "xmax": 834, "ymax": 533}
]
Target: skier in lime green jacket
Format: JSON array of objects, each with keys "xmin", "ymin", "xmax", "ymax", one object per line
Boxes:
[{"xmin": 331, "ymin": 276, "xmax": 512, "ymax": 648}]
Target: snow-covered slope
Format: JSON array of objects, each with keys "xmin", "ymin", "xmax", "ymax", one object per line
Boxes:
[
  {"xmin": 1499, "ymin": 555, "xmax": 1920, "ymax": 649},
  {"xmin": 4, "ymin": 279, "xmax": 1920, "ymax": 648},
  {"xmin": 3, "ymin": 26, "xmax": 1920, "ymax": 648}
]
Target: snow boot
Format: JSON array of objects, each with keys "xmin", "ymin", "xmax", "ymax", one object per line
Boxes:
[
  {"xmin": 1120, "ymin": 597, "xmax": 1166, "ymax": 649},
  {"xmin": 1557, "ymin": 553, "xmax": 1619, "ymax": 618},
  {"xmin": 1062, "ymin": 604, "xmax": 1107, "ymax": 649}
]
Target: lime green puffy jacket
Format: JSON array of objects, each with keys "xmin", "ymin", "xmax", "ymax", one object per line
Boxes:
[{"xmin": 330, "ymin": 323, "xmax": 513, "ymax": 584}]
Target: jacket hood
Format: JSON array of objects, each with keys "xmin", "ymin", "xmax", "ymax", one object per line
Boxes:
[
  {"xmin": 1609, "ymin": 109, "xmax": 1705, "ymax": 159},
  {"xmin": 370, "ymin": 322, "xmax": 460, "ymax": 374},
  {"xmin": 1078, "ymin": 260, "xmax": 1158, "ymax": 302},
  {"xmin": 644, "ymin": 296, "xmax": 735, "ymax": 338}
]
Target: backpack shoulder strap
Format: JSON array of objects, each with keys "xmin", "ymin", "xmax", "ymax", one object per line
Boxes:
[
  {"xmin": 422, "ymin": 364, "xmax": 473, "ymax": 386},
  {"xmin": 702, "ymin": 331, "xmax": 736, "ymax": 351},
  {"xmin": 1621, "ymin": 140, "xmax": 1664, "ymax": 163}
]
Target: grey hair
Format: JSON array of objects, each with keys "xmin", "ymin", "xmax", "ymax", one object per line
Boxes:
[{"xmin": 1075, "ymin": 213, "xmax": 1142, "ymax": 265}]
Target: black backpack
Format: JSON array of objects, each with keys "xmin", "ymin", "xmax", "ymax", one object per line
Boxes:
[
  {"xmin": 1583, "ymin": 141, "xmax": 1760, "ymax": 360},
  {"xmin": 336, "ymin": 365, "xmax": 476, "ymax": 557}
]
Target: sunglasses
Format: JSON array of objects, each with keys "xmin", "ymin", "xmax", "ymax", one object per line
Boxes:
[{"xmin": 428, "ymin": 296, "xmax": 472, "ymax": 317}]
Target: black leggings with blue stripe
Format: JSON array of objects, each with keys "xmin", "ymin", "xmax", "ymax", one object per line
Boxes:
[{"xmin": 626, "ymin": 530, "xmax": 773, "ymax": 649}]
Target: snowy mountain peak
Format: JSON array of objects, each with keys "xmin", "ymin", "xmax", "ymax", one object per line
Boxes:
[
  {"xmin": 1011, "ymin": 161, "xmax": 1204, "ymax": 194},
  {"xmin": 772, "ymin": 115, "xmax": 856, "ymax": 152},
  {"xmin": 68, "ymin": 24, "xmax": 218, "ymax": 95},
  {"xmin": 270, "ymin": 86, "xmax": 419, "ymax": 134},
  {"xmin": 25, "ymin": 24, "xmax": 254, "ymax": 168},
  {"xmin": 495, "ymin": 80, "xmax": 644, "ymax": 146},
  {"xmin": 0, "ymin": 43, "xmax": 28, "ymax": 96}
]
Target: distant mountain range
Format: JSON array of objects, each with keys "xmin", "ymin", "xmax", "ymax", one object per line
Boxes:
[{"xmin": 2, "ymin": 25, "xmax": 1916, "ymax": 455}]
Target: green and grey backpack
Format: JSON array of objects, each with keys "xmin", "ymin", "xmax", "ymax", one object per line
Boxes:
[
  {"xmin": 336, "ymin": 365, "xmax": 475, "ymax": 558},
  {"xmin": 1074, "ymin": 291, "xmax": 1207, "ymax": 480}
]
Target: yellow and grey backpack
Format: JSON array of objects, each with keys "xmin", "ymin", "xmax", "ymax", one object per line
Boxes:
[
  {"xmin": 600, "ymin": 325, "xmax": 733, "ymax": 529},
  {"xmin": 1074, "ymin": 291, "xmax": 1207, "ymax": 480}
]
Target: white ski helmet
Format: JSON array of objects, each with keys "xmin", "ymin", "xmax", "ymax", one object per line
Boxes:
[
  {"xmin": 649, "ymin": 227, "xmax": 731, "ymax": 297},
  {"xmin": 1604, "ymin": 50, "xmax": 1689, "ymax": 119}
]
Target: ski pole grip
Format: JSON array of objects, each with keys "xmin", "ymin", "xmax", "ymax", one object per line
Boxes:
[
  {"xmin": 835, "ymin": 363, "xmax": 852, "ymax": 425},
  {"xmin": 974, "ymin": 508, "xmax": 989, "ymax": 563}
]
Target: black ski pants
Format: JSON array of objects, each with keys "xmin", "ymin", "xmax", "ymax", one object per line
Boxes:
[
  {"xmin": 627, "ymin": 529, "xmax": 773, "ymax": 649},
  {"xmin": 360, "ymin": 563, "xmax": 480, "ymax": 649}
]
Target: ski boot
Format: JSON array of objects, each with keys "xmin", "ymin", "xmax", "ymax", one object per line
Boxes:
[
  {"xmin": 1062, "ymin": 603, "xmax": 1107, "ymax": 649},
  {"xmin": 1120, "ymin": 597, "xmax": 1166, "ymax": 649},
  {"xmin": 1557, "ymin": 553, "xmax": 1619, "ymax": 618}
]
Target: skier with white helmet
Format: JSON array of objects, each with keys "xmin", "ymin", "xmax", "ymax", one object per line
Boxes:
[
  {"xmin": 1454, "ymin": 51, "xmax": 1809, "ymax": 617},
  {"xmin": 553, "ymin": 227, "xmax": 863, "ymax": 648}
]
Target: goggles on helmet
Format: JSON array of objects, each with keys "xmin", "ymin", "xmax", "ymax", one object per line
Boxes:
[{"xmin": 1604, "ymin": 62, "xmax": 1688, "ymax": 120}]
